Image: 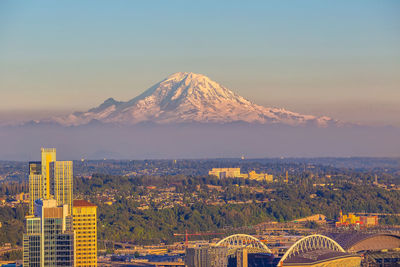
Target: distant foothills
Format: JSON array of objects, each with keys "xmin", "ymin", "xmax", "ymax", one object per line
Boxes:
[{"xmin": 0, "ymin": 73, "xmax": 399, "ymax": 160}]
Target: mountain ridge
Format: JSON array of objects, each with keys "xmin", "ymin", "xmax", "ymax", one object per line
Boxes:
[{"xmin": 49, "ymin": 72, "xmax": 337, "ymax": 127}]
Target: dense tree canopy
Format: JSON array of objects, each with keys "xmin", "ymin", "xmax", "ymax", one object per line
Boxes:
[{"xmin": 74, "ymin": 174, "xmax": 400, "ymax": 245}]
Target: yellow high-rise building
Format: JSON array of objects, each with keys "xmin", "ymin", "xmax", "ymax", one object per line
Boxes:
[
  {"xmin": 73, "ymin": 199, "xmax": 97, "ymax": 267},
  {"xmin": 51, "ymin": 161, "xmax": 73, "ymax": 215},
  {"xmin": 41, "ymin": 148, "xmax": 56, "ymax": 199},
  {"xmin": 29, "ymin": 148, "xmax": 74, "ymax": 215},
  {"xmin": 28, "ymin": 162, "xmax": 42, "ymax": 214}
]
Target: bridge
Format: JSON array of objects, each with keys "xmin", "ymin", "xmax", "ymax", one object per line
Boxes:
[{"xmin": 215, "ymin": 234, "xmax": 272, "ymax": 255}]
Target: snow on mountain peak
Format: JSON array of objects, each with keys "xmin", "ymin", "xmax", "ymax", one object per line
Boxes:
[
  {"xmin": 165, "ymin": 72, "xmax": 208, "ymax": 82},
  {"xmin": 51, "ymin": 72, "xmax": 337, "ymax": 127}
]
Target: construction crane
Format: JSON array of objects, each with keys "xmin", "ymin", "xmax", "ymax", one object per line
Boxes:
[{"xmin": 173, "ymin": 230, "xmax": 224, "ymax": 247}]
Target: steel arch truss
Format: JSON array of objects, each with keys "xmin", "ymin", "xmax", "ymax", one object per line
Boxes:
[
  {"xmin": 278, "ymin": 234, "xmax": 345, "ymax": 265},
  {"xmin": 216, "ymin": 234, "xmax": 272, "ymax": 255}
]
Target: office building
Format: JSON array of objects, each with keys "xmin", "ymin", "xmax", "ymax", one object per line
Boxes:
[
  {"xmin": 186, "ymin": 246, "xmax": 228, "ymax": 267},
  {"xmin": 209, "ymin": 168, "xmax": 273, "ymax": 182},
  {"xmin": 247, "ymin": 171, "xmax": 273, "ymax": 182},
  {"xmin": 73, "ymin": 200, "xmax": 98, "ymax": 267},
  {"xmin": 29, "ymin": 148, "xmax": 73, "ymax": 215},
  {"xmin": 209, "ymin": 168, "xmax": 244, "ymax": 179},
  {"xmin": 23, "ymin": 199, "xmax": 75, "ymax": 267},
  {"xmin": 25, "ymin": 148, "xmax": 78, "ymax": 266},
  {"xmin": 29, "ymin": 161, "xmax": 42, "ymax": 215},
  {"xmin": 51, "ymin": 161, "xmax": 73, "ymax": 215},
  {"xmin": 336, "ymin": 211, "xmax": 378, "ymax": 228},
  {"xmin": 25, "ymin": 148, "xmax": 99, "ymax": 266},
  {"xmin": 41, "ymin": 148, "xmax": 56, "ymax": 200}
]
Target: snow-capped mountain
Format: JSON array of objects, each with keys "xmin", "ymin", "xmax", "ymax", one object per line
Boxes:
[{"xmin": 51, "ymin": 72, "xmax": 336, "ymax": 126}]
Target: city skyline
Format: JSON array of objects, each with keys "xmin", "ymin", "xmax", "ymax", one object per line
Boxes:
[
  {"xmin": 1, "ymin": 1, "xmax": 399, "ymax": 126},
  {"xmin": 1, "ymin": 1, "xmax": 400, "ymax": 266},
  {"xmin": 24, "ymin": 148, "xmax": 98, "ymax": 266}
]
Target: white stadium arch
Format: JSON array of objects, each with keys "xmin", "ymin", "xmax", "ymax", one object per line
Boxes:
[
  {"xmin": 278, "ymin": 234, "xmax": 345, "ymax": 266},
  {"xmin": 215, "ymin": 234, "xmax": 272, "ymax": 254}
]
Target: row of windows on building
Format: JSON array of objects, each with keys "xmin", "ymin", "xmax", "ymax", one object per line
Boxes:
[
  {"xmin": 76, "ymin": 252, "xmax": 97, "ymax": 256},
  {"xmin": 74, "ymin": 225, "xmax": 97, "ymax": 229},
  {"xmin": 76, "ymin": 245, "xmax": 96, "ymax": 250},
  {"xmin": 73, "ymin": 217, "xmax": 96, "ymax": 221},
  {"xmin": 73, "ymin": 213, "xmax": 96, "ymax": 216},
  {"xmin": 75, "ymin": 230, "xmax": 96, "ymax": 234},
  {"xmin": 76, "ymin": 237, "xmax": 96, "ymax": 240}
]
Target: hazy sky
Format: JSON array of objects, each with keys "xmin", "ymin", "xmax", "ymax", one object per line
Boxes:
[{"xmin": 1, "ymin": 0, "xmax": 399, "ymax": 126}]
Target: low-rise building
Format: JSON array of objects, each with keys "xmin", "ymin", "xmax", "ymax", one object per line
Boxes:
[
  {"xmin": 209, "ymin": 168, "xmax": 243, "ymax": 179},
  {"xmin": 336, "ymin": 211, "xmax": 378, "ymax": 228},
  {"xmin": 186, "ymin": 246, "xmax": 228, "ymax": 267},
  {"xmin": 209, "ymin": 168, "xmax": 273, "ymax": 182},
  {"xmin": 246, "ymin": 171, "xmax": 273, "ymax": 182}
]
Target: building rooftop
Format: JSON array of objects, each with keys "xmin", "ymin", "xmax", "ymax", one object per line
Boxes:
[
  {"xmin": 73, "ymin": 199, "xmax": 97, "ymax": 207},
  {"xmin": 283, "ymin": 249, "xmax": 359, "ymax": 265},
  {"xmin": 326, "ymin": 232, "xmax": 400, "ymax": 251}
]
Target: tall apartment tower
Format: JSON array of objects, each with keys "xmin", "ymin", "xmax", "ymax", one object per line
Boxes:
[
  {"xmin": 41, "ymin": 148, "xmax": 56, "ymax": 199},
  {"xmin": 51, "ymin": 161, "xmax": 73, "ymax": 215},
  {"xmin": 73, "ymin": 200, "xmax": 98, "ymax": 267},
  {"xmin": 23, "ymin": 199, "xmax": 75, "ymax": 267},
  {"xmin": 29, "ymin": 161, "xmax": 42, "ymax": 215},
  {"xmin": 29, "ymin": 148, "xmax": 73, "ymax": 215}
]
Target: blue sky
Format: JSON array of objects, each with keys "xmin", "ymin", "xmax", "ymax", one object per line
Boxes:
[{"xmin": 0, "ymin": 0, "xmax": 399, "ymax": 125}]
